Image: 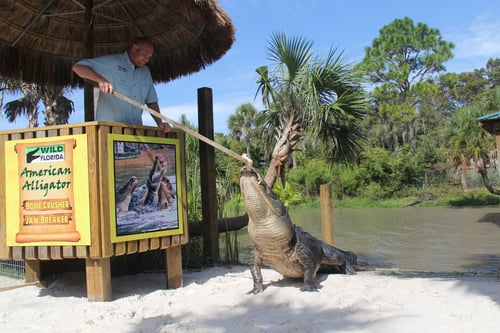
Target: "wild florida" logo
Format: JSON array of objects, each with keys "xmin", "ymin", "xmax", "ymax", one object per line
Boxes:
[{"xmin": 25, "ymin": 145, "xmax": 65, "ymax": 164}]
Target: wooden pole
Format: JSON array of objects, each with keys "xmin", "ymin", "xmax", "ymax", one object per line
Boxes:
[
  {"xmin": 198, "ymin": 87, "xmax": 219, "ymax": 264},
  {"xmin": 85, "ymin": 257, "xmax": 111, "ymax": 301},
  {"xmin": 24, "ymin": 259, "xmax": 41, "ymax": 283},
  {"xmin": 83, "ymin": 0, "xmax": 95, "ymax": 122},
  {"xmin": 320, "ymin": 184, "xmax": 335, "ymax": 245},
  {"xmin": 165, "ymin": 246, "xmax": 183, "ymax": 288},
  {"xmin": 111, "ymin": 90, "xmax": 251, "ymax": 167},
  {"xmin": 496, "ymin": 136, "xmax": 500, "ymax": 175}
]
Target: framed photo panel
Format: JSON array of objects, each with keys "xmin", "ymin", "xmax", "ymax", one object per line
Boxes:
[{"xmin": 107, "ymin": 134, "xmax": 184, "ymax": 242}]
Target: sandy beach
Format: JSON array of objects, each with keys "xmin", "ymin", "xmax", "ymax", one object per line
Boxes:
[{"xmin": 0, "ymin": 265, "xmax": 499, "ymax": 333}]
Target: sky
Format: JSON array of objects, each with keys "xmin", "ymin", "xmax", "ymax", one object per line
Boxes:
[{"xmin": 1, "ymin": 0, "xmax": 500, "ymax": 132}]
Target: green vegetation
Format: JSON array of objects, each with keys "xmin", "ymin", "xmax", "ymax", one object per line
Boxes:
[{"xmin": 314, "ymin": 189, "xmax": 500, "ymax": 209}]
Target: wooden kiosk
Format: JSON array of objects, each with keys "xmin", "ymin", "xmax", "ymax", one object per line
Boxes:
[{"xmin": 0, "ymin": 121, "xmax": 188, "ymax": 301}]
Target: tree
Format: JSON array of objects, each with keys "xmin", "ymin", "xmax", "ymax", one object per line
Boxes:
[
  {"xmin": 3, "ymin": 82, "xmax": 41, "ymax": 128},
  {"xmin": 41, "ymin": 85, "xmax": 75, "ymax": 126},
  {"xmin": 486, "ymin": 58, "xmax": 500, "ymax": 88},
  {"xmin": 1, "ymin": 78, "xmax": 74, "ymax": 127},
  {"xmin": 357, "ymin": 17, "xmax": 454, "ymax": 151},
  {"xmin": 445, "ymin": 104, "xmax": 495, "ymax": 191},
  {"xmin": 227, "ymin": 103, "xmax": 258, "ymax": 158},
  {"xmin": 256, "ymin": 32, "xmax": 367, "ymax": 188}
]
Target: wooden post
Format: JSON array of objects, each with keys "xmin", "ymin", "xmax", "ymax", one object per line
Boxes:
[
  {"xmin": 83, "ymin": 0, "xmax": 95, "ymax": 122},
  {"xmin": 24, "ymin": 259, "xmax": 41, "ymax": 283},
  {"xmin": 85, "ymin": 257, "xmax": 111, "ymax": 302},
  {"xmin": 320, "ymin": 184, "xmax": 335, "ymax": 245},
  {"xmin": 496, "ymin": 136, "xmax": 500, "ymax": 175},
  {"xmin": 165, "ymin": 246, "xmax": 183, "ymax": 288},
  {"xmin": 198, "ymin": 87, "xmax": 219, "ymax": 264}
]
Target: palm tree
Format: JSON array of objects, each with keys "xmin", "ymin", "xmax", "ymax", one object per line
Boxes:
[
  {"xmin": 227, "ymin": 103, "xmax": 257, "ymax": 158},
  {"xmin": 2, "ymin": 78, "xmax": 74, "ymax": 128},
  {"xmin": 445, "ymin": 104, "xmax": 495, "ymax": 192},
  {"xmin": 41, "ymin": 85, "xmax": 75, "ymax": 126},
  {"xmin": 256, "ymin": 33, "xmax": 367, "ymax": 188},
  {"xmin": 0, "ymin": 76, "xmax": 17, "ymax": 111},
  {"xmin": 3, "ymin": 82, "xmax": 41, "ymax": 128}
]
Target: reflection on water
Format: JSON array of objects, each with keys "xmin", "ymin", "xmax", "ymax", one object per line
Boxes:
[
  {"xmin": 117, "ymin": 204, "xmax": 178, "ymax": 235},
  {"xmin": 238, "ymin": 207, "xmax": 500, "ymax": 273}
]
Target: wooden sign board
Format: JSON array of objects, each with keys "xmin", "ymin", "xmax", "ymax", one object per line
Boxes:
[{"xmin": 4, "ymin": 135, "xmax": 91, "ymax": 246}]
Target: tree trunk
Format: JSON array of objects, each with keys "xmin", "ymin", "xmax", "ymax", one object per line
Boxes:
[
  {"xmin": 264, "ymin": 115, "xmax": 302, "ymax": 188},
  {"xmin": 188, "ymin": 214, "xmax": 249, "ymax": 237},
  {"xmin": 478, "ymin": 168, "xmax": 500, "ymax": 195},
  {"xmin": 458, "ymin": 160, "xmax": 469, "ymax": 193}
]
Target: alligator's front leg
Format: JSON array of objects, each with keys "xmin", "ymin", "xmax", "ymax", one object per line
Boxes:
[{"xmin": 248, "ymin": 249, "xmax": 264, "ymax": 294}]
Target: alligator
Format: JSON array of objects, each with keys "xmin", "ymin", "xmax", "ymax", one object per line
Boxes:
[{"xmin": 240, "ymin": 167, "xmax": 358, "ymax": 293}]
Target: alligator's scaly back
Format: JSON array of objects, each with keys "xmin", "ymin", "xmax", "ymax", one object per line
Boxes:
[{"xmin": 240, "ymin": 167, "xmax": 358, "ymax": 293}]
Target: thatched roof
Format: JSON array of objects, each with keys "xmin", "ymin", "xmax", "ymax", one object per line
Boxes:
[{"xmin": 0, "ymin": 0, "xmax": 235, "ymax": 87}]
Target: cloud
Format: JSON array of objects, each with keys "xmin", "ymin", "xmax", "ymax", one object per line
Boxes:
[{"xmin": 444, "ymin": 13, "xmax": 500, "ymax": 72}]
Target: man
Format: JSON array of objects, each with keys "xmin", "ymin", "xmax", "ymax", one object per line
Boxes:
[{"xmin": 72, "ymin": 37, "xmax": 170, "ymax": 132}]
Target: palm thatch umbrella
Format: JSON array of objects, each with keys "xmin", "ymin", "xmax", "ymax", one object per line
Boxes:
[{"xmin": 0, "ymin": 0, "xmax": 235, "ymax": 120}]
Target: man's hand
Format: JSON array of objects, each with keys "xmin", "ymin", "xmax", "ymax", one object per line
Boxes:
[
  {"xmin": 98, "ymin": 80, "xmax": 113, "ymax": 94},
  {"xmin": 159, "ymin": 122, "xmax": 171, "ymax": 133}
]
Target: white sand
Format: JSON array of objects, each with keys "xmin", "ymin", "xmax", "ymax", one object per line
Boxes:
[{"xmin": 1, "ymin": 266, "xmax": 499, "ymax": 333}]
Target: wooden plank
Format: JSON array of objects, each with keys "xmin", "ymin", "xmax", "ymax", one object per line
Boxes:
[
  {"xmin": 76, "ymin": 246, "xmax": 89, "ymax": 258},
  {"xmin": 127, "ymin": 241, "xmax": 138, "ymax": 254},
  {"xmin": 138, "ymin": 239, "xmax": 150, "ymax": 252},
  {"xmin": 68, "ymin": 126, "xmax": 91, "ymax": 260},
  {"xmin": 98, "ymin": 125, "xmax": 122, "ymax": 257},
  {"xmin": 198, "ymin": 88, "xmax": 219, "ymax": 263},
  {"xmin": 47, "ymin": 128, "xmax": 58, "ymax": 138},
  {"xmin": 12, "ymin": 247, "xmax": 23, "ymax": 260},
  {"xmin": 114, "ymin": 243, "xmax": 127, "ymax": 256},
  {"xmin": 86, "ymin": 125, "xmax": 106, "ymax": 258},
  {"xmin": 171, "ymin": 235, "xmax": 180, "ymax": 247},
  {"xmin": 59, "ymin": 126, "xmax": 71, "ymax": 136},
  {"xmin": 62, "ymin": 246, "xmax": 75, "ymax": 258},
  {"xmin": 150, "ymin": 238, "xmax": 160, "ymax": 250},
  {"xmin": 24, "ymin": 247, "xmax": 37, "ymax": 260},
  {"xmin": 0, "ymin": 132, "xmax": 9, "ymax": 259},
  {"xmin": 496, "ymin": 136, "xmax": 500, "ymax": 174},
  {"xmin": 50, "ymin": 246, "xmax": 63, "ymax": 260},
  {"xmin": 177, "ymin": 132, "xmax": 190, "ymax": 245},
  {"xmin": 165, "ymin": 245, "xmax": 183, "ymax": 289},
  {"xmin": 160, "ymin": 236, "xmax": 171, "ymax": 249},
  {"xmin": 35, "ymin": 128, "xmax": 47, "ymax": 139},
  {"xmin": 24, "ymin": 260, "xmax": 41, "ymax": 283},
  {"xmin": 320, "ymin": 184, "xmax": 335, "ymax": 246},
  {"xmin": 38, "ymin": 246, "xmax": 50, "ymax": 260},
  {"xmin": 85, "ymin": 257, "xmax": 112, "ymax": 301}
]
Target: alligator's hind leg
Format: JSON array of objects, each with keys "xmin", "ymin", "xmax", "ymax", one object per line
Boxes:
[
  {"xmin": 301, "ymin": 261, "xmax": 321, "ymax": 292},
  {"xmin": 248, "ymin": 249, "xmax": 265, "ymax": 294}
]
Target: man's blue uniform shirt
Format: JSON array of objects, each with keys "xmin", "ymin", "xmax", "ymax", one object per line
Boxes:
[{"xmin": 77, "ymin": 52, "xmax": 158, "ymax": 125}]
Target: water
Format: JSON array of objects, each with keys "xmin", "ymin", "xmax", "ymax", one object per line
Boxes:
[{"xmin": 237, "ymin": 207, "xmax": 500, "ymax": 273}]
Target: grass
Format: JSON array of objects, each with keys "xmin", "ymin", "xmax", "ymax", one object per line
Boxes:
[{"xmin": 296, "ymin": 188, "xmax": 500, "ymax": 209}]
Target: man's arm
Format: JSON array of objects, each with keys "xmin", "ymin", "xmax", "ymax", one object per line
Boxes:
[
  {"xmin": 72, "ymin": 64, "xmax": 113, "ymax": 94},
  {"xmin": 147, "ymin": 101, "xmax": 171, "ymax": 133}
]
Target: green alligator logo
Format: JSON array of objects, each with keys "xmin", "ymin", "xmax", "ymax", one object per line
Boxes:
[{"xmin": 26, "ymin": 145, "xmax": 65, "ymax": 164}]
